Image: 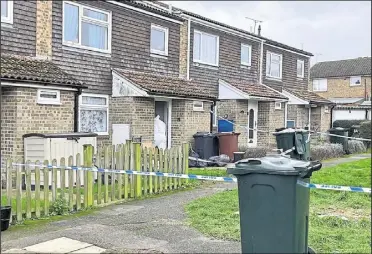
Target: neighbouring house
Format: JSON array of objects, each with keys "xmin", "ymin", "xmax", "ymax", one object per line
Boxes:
[{"xmin": 310, "ymin": 57, "xmax": 372, "ymax": 124}]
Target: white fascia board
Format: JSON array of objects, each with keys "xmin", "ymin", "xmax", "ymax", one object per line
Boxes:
[
  {"xmin": 106, "ymin": 1, "xmax": 183, "ymax": 24},
  {"xmin": 1, "ymin": 81, "xmax": 78, "ymax": 91},
  {"xmin": 112, "ymin": 71, "xmax": 149, "ymax": 97},
  {"xmin": 218, "ymin": 79, "xmax": 249, "ymax": 100},
  {"xmin": 282, "ymin": 90, "xmax": 309, "ymax": 105},
  {"xmin": 264, "ymin": 43, "xmax": 312, "ymax": 58}
]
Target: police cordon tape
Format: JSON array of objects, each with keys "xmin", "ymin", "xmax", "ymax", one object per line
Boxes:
[
  {"xmin": 211, "ymin": 111, "xmax": 372, "ymax": 142},
  {"xmin": 9, "ymin": 162, "xmax": 371, "ymax": 194}
]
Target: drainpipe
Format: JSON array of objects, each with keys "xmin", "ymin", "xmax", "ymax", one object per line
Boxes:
[
  {"xmin": 259, "ymin": 39, "xmax": 264, "ymax": 84},
  {"xmin": 329, "ymin": 105, "xmax": 336, "ymax": 128},
  {"xmin": 210, "ymin": 101, "xmax": 216, "ymax": 133},
  {"xmin": 74, "ymin": 88, "xmax": 83, "ymax": 132},
  {"xmin": 308, "ymin": 106, "xmax": 311, "ymax": 130},
  {"xmin": 284, "ymin": 102, "xmax": 288, "ymax": 127},
  {"xmin": 186, "ymin": 18, "xmax": 191, "ymax": 80}
]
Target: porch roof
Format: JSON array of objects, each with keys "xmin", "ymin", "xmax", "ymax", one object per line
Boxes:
[
  {"xmin": 113, "ymin": 69, "xmax": 217, "ymax": 100},
  {"xmin": 285, "ymin": 88, "xmax": 334, "ymax": 105},
  {"xmin": 1, "ymin": 54, "xmax": 85, "ymax": 87},
  {"xmin": 219, "ymin": 79, "xmax": 288, "ymax": 100}
]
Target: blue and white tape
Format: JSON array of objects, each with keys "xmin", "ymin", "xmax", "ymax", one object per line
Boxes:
[{"xmin": 8, "ymin": 163, "xmax": 371, "ymax": 193}]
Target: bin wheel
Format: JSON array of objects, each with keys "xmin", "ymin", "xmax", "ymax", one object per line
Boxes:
[{"xmin": 308, "ymin": 246, "xmax": 316, "ymax": 254}]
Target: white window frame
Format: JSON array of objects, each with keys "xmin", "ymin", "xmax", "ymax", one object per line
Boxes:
[
  {"xmin": 150, "ymin": 24, "xmax": 168, "ymax": 56},
  {"xmin": 266, "ymin": 51, "xmax": 283, "ymax": 79},
  {"xmin": 78, "ymin": 93, "xmax": 109, "ymax": 135},
  {"xmin": 193, "ymin": 101, "xmax": 204, "ymax": 112},
  {"xmin": 286, "ymin": 120, "xmax": 295, "ymax": 128},
  {"xmin": 241, "ymin": 43, "xmax": 252, "ymax": 66},
  {"xmin": 312, "ymin": 79, "xmax": 327, "ymax": 92},
  {"xmin": 275, "ymin": 102, "xmax": 282, "ymax": 110},
  {"xmin": 62, "ymin": 1, "xmax": 112, "ymax": 54},
  {"xmin": 297, "ymin": 59, "xmax": 305, "ymax": 78},
  {"xmin": 193, "ymin": 30, "xmax": 219, "ymax": 66},
  {"xmin": 37, "ymin": 89, "xmax": 61, "ymax": 105},
  {"xmin": 350, "ymin": 76, "xmax": 362, "ymax": 86},
  {"xmin": 1, "ymin": 0, "xmax": 13, "ymax": 24}
]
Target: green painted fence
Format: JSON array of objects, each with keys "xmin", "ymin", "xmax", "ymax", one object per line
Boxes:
[{"xmin": 1, "ymin": 142, "xmax": 189, "ymax": 221}]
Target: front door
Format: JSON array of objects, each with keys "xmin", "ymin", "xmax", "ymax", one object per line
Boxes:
[
  {"xmin": 154, "ymin": 99, "xmax": 172, "ymax": 148},
  {"xmin": 247, "ymin": 100, "xmax": 258, "ymax": 147}
]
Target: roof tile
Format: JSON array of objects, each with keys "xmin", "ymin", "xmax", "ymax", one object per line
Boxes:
[
  {"xmin": 285, "ymin": 88, "xmax": 333, "ymax": 104},
  {"xmin": 310, "ymin": 57, "xmax": 371, "ymax": 78},
  {"xmin": 1, "ymin": 54, "xmax": 84, "ymax": 87}
]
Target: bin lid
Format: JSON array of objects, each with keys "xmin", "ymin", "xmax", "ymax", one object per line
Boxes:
[
  {"xmin": 216, "ymin": 132, "xmax": 241, "ymax": 136},
  {"xmin": 193, "ymin": 132, "xmax": 215, "ymax": 138},
  {"xmin": 273, "ymin": 128, "xmax": 308, "ymax": 135},
  {"xmin": 227, "ymin": 155, "xmax": 315, "ymax": 176},
  {"xmin": 329, "ymin": 127, "xmax": 350, "ymax": 131}
]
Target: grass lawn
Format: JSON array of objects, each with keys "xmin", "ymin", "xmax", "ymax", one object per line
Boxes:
[{"xmin": 185, "ymin": 158, "xmax": 371, "ymax": 253}]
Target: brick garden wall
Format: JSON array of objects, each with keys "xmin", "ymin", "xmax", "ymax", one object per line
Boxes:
[{"xmin": 287, "ymin": 104, "xmax": 310, "ymax": 129}]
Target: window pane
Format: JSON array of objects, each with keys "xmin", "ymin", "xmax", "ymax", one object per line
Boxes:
[
  {"xmin": 201, "ymin": 33, "xmax": 217, "ymax": 64},
  {"xmin": 270, "ymin": 62, "xmax": 280, "ymax": 77},
  {"xmin": 83, "ymin": 8, "xmax": 108, "ymax": 21},
  {"xmin": 80, "ymin": 109, "xmax": 107, "ymax": 133},
  {"xmin": 81, "ymin": 21, "xmax": 108, "ymax": 50},
  {"xmin": 193, "ymin": 32, "xmax": 201, "ymax": 61},
  {"xmin": 82, "ymin": 96, "xmax": 107, "ymax": 105},
  {"xmin": 151, "ymin": 28, "xmax": 165, "ymax": 52},
  {"xmin": 287, "ymin": 121, "xmax": 295, "ymax": 128},
  {"xmin": 64, "ymin": 3, "xmax": 79, "ymax": 43},
  {"xmin": 271, "ymin": 54, "xmax": 280, "ymax": 63},
  {"xmin": 350, "ymin": 76, "xmax": 361, "ymax": 85},
  {"xmin": 297, "ymin": 61, "xmax": 303, "ymax": 76},
  {"xmin": 40, "ymin": 91, "xmax": 57, "ymax": 99},
  {"xmin": 1, "ymin": 1, "xmax": 8, "ymax": 17},
  {"xmin": 241, "ymin": 45, "xmax": 249, "ymax": 64}
]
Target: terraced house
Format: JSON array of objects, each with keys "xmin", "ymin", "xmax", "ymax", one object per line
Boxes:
[{"xmin": 1, "ymin": 0, "xmax": 331, "ymax": 159}]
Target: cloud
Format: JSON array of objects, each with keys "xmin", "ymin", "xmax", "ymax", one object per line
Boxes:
[{"xmin": 164, "ymin": 1, "xmax": 371, "ymax": 64}]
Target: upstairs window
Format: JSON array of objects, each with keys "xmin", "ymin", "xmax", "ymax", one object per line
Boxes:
[
  {"xmin": 297, "ymin": 59, "xmax": 304, "ymax": 78},
  {"xmin": 1, "ymin": 0, "xmax": 13, "ymax": 24},
  {"xmin": 266, "ymin": 51, "xmax": 282, "ymax": 79},
  {"xmin": 312, "ymin": 79, "xmax": 327, "ymax": 91},
  {"xmin": 150, "ymin": 24, "xmax": 168, "ymax": 56},
  {"xmin": 241, "ymin": 44, "xmax": 252, "ymax": 66},
  {"xmin": 350, "ymin": 76, "xmax": 361, "ymax": 86},
  {"xmin": 63, "ymin": 2, "xmax": 111, "ymax": 53},
  {"xmin": 193, "ymin": 30, "xmax": 219, "ymax": 66}
]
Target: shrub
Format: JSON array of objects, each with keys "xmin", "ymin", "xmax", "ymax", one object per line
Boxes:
[
  {"xmin": 333, "ymin": 120, "xmax": 366, "ymax": 137},
  {"xmin": 50, "ymin": 197, "xmax": 69, "ymax": 216},
  {"xmin": 311, "ymin": 143, "xmax": 344, "ymax": 161},
  {"xmin": 242, "ymin": 147, "xmax": 271, "ymax": 158},
  {"xmin": 348, "ymin": 140, "xmax": 366, "ymax": 154},
  {"xmin": 359, "ymin": 121, "xmax": 371, "ymax": 148}
]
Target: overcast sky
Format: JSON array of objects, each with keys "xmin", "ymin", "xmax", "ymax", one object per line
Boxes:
[{"xmin": 163, "ymin": 1, "xmax": 371, "ymax": 65}]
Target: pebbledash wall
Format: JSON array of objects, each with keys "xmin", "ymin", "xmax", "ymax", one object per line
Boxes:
[{"xmin": 1, "ymin": 87, "xmax": 75, "ymax": 159}]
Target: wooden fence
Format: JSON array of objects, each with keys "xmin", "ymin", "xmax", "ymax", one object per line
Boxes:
[{"xmin": 1, "ymin": 142, "xmax": 189, "ymax": 222}]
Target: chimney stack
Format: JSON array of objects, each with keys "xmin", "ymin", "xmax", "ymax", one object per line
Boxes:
[{"xmin": 257, "ymin": 25, "xmax": 261, "ymax": 36}]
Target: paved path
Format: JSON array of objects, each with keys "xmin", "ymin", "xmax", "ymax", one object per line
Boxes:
[
  {"xmin": 1, "ymin": 154, "xmax": 370, "ymax": 253},
  {"xmin": 321, "ymin": 153, "xmax": 370, "ymax": 167}
]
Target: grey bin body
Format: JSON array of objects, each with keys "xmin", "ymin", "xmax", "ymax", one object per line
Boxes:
[
  {"xmin": 193, "ymin": 132, "xmax": 219, "ymax": 160},
  {"xmin": 228, "ymin": 155, "xmax": 322, "ymax": 254},
  {"xmin": 274, "ymin": 129, "xmax": 311, "ymax": 161},
  {"xmin": 328, "ymin": 128, "xmax": 349, "ymax": 154}
]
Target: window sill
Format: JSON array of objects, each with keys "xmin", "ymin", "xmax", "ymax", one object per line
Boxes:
[
  {"xmin": 350, "ymin": 84, "xmax": 361, "ymax": 87},
  {"xmin": 193, "ymin": 108, "xmax": 205, "ymax": 112},
  {"xmin": 150, "ymin": 53, "xmax": 168, "ymax": 59},
  {"xmin": 62, "ymin": 44, "xmax": 111, "ymax": 58},
  {"xmin": 265, "ymin": 76, "xmax": 282, "ymax": 82},
  {"xmin": 37, "ymin": 102, "xmax": 62, "ymax": 106},
  {"xmin": 1, "ymin": 22, "xmax": 14, "ymax": 29},
  {"xmin": 296, "ymin": 77, "xmax": 304, "ymax": 80},
  {"xmin": 240, "ymin": 65, "xmax": 251, "ymax": 69},
  {"xmin": 193, "ymin": 62, "xmax": 219, "ymax": 70}
]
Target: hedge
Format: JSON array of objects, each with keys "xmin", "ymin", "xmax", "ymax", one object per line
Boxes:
[
  {"xmin": 359, "ymin": 121, "xmax": 371, "ymax": 148},
  {"xmin": 333, "ymin": 119, "xmax": 366, "ymax": 137}
]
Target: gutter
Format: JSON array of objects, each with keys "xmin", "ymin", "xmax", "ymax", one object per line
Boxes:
[{"xmin": 74, "ymin": 88, "xmax": 83, "ymax": 132}]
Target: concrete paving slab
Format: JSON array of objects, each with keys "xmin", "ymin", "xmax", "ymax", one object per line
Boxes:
[
  {"xmin": 71, "ymin": 246, "xmax": 106, "ymax": 253},
  {"xmin": 24, "ymin": 237, "xmax": 92, "ymax": 253}
]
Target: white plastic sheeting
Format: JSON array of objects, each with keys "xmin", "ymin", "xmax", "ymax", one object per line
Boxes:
[{"xmin": 154, "ymin": 115, "xmax": 167, "ymax": 149}]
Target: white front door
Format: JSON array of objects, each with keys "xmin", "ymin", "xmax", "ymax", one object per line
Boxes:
[
  {"xmin": 247, "ymin": 100, "xmax": 258, "ymax": 147},
  {"xmin": 154, "ymin": 98, "xmax": 172, "ymax": 148}
]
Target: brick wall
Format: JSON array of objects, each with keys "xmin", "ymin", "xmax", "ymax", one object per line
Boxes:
[
  {"xmin": 36, "ymin": 0, "xmax": 52, "ymax": 59},
  {"xmin": 310, "ymin": 106, "xmax": 331, "ymax": 133},
  {"xmin": 217, "ymin": 100, "xmax": 248, "ymax": 146},
  {"xmin": 1, "ymin": 87, "xmax": 75, "ymax": 159},
  {"xmin": 287, "ymin": 104, "xmax": 309, "ymax": 128},
  {"xmin": 311, "ymin": 76, "xmax": 371, "ymax": 100},
  {"xmin": 257, "ymin": 101, "xmax": 285, "ymax": 147},
  {"xmin": 171, "ymin": 99, "xmax": 212, "ymax": 148}
]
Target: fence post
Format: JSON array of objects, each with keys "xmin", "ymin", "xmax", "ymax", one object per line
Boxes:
[
  {"xmin": 183, "ymin": 143, "xmax": 189, "ymax": 184},
  {"xmin": 134, "ymin": 142, "xmax": 142, "ymax": 198},
  {"xmin": 83, "ymin": 145, "xmax": 94, "ymax": 207}
]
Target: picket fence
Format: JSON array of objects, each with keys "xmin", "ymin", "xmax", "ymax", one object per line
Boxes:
[{"xmin": 1, "ymin": 142, "xmax": 189, "ymax": 222}]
